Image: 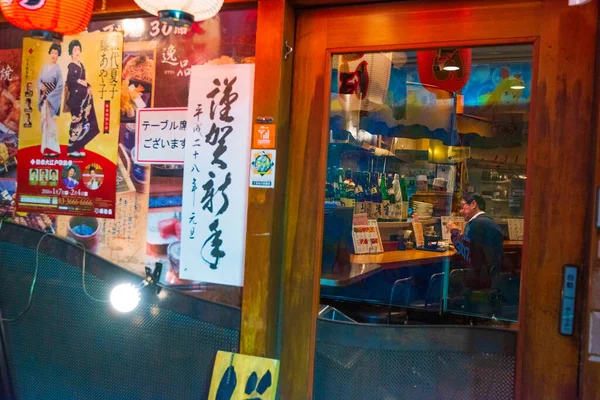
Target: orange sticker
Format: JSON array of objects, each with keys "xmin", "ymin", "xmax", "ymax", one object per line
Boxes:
[{"xmin": 253, "ymin": 123, "xmax": 276, "ymax": 149}]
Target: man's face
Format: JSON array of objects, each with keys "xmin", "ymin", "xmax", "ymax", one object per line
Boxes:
[
  {"xmin": 51, "ymin": 172, "xmax": 57, "ymax": 180},
  {"xmin": 25, "ymin": 114, "xmax": 30, "ymax": 122},
  {"xmin": 90, "ymin": 170, "xmax": 96, "ymax": 178},
  {"xmin": 460, "ymin": 200, "xmax": 478, "ymax": 222},
  {"xmin": 26, "ymin": 83, "xmax": 31, "ymax": 90}
]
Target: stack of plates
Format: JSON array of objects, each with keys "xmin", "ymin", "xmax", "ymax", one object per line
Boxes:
[{"xmin": 413, "ymin": 201, "xmax": 434, "ymax": 219}]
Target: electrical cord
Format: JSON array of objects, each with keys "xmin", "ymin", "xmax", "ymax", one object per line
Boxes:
[
  {"xmin": 0, "ymin": 225, "xmax": 109, "ymax": 322},
  {"xmin": 72, "ymin": 241, "xmax": 109, "ymax": 304},
  {"xmin": 1, "ymin": 232, "xmax": 52, "ymax": 322}
]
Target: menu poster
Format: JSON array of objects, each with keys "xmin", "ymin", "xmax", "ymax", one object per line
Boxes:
[
  {"xmin": 180, "ymin": 64, "xmax": 255, "ymax": 286},
  {"xmin": 441, "ymin": 216, "xmax": 465, "ymax": 241},
  {"xmin": 16, "ymin": 33, "xmax": 123, "ymax": 218},
  {"xmin": 508, "ymin": 218, "xmax": 524, "ymax": 241},
  {"xmin": 352, "ymin": 219, "xmax": 383, "ymax": 254},
  {"xmin": 412, "ymin": 221, "xmax": 425, "ymax": 248}
]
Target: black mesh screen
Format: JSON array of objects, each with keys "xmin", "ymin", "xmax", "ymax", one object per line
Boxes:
[
  {"xmin": 314, "ymin": 320, "xmax": 516, "ymax": 400},
  {"xmin": 0, "ymin": 224, "xmax": 240, "ymax": 400}
]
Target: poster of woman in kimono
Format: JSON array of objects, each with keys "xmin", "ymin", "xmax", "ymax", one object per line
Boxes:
[
  {"xmin": 38, "ymin": 42, "xmax": 63, "ymax": 157},
  {"xmin": 64, "ymin": 39, "xmax": 99, "ymax": 158},
  {"xmin": 16, "ymin": 33, "xmax": 122, "ymax": 218}
]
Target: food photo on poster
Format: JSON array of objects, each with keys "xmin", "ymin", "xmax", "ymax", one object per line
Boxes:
[
  {"xmin": 0, "ymin": 49, "xmax": 21, "ymax": 179},
  {"xmin": 15, "ymin": 32, "xmax": 123, "ymax": 218}
]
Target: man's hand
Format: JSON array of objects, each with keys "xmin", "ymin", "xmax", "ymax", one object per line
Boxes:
[{"xmin": 446, "ymin": 221, "xmax": 460, "ymax": 231}]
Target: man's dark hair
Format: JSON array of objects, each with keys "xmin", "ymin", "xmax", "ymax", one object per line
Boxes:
[
  {"xmin": 68, "ymin": 40, "xmax": 82, "ymax": 56},
  {"xmin": 25, "ymin": 98, "xmax": 31, "ymax": 104},
  {"xmin": 462, "ymin": 192, "xmax": 486, "ymax": 211},
  {"xmin": 49, "ymin": 43, "xmax": 62, "ymax": 56},
  {"xmin": 89, "ymin": 166, "xmax": 96, "ymax": 173}
]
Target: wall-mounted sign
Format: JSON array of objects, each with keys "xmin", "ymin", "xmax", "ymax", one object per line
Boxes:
[
  {"xmin": 180, "ymin": 64, "xmax": 254, "ymax": 286},
  {"xmin": 252, "ymin": 122, "xmax": 276, "ymax": 149},
  {"xmin": 209, "ymin": 351, "xmax": 279, "ymax": 400},
  {"xmin": 16, "ymin": 33, "xmax": 123, "ymax": 218},
  {"xmin": 249, "ymin": 149, "xmax": 276, "ymax": 188},
  {"xmin": 134, "ymin": 107, "xmax": 187, "ymax": 164}
]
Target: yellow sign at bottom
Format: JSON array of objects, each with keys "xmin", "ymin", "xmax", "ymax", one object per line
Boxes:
[{"xmin": 209, "ymin": 351, "xmax": 279, "ymax": 400}]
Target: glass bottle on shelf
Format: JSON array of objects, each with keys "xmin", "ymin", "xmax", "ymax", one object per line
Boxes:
[
  {"xmin": 380, "ymin": 172, "xmax": 390, "ymax": 220},
  {"xmin": 400, "ymin": 175, "xmax": 409, "ymax": 219},
  {"xmin": 370, "ymin": 172, "xmax": 382, "ymax": 220},
  {"xmin": 363, "ymin": 171, "xmax": 372, "ymax": 218},
  {"xmin": 343, "ymin": 169, "xmax": 356, "ymax": 209},
  {"xmin": 336, "ymin": 168, "xmax": 345, "ymax": 204},
  {"xmin": 325, "ymin": 167, "xmax": 334, "ymax": 201},
  {"xmin": 391, "ymin": 174, "xmax": 401, "ymax": 220},
  {"xmin": 354, "ymin": 171, "xmax": 366, "ymax": 214}
]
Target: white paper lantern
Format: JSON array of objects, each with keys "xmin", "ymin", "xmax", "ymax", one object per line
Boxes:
[{"xmin": 134, "ymin": 0, "xmax": 224, "ymax": 25}]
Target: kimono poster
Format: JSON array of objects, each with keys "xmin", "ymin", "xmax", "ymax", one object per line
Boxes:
[
  {"xmin": 16, "ymin": 33, "xmax": 123, "ymax": 218},
  {"xmin": 180, "ymin": 64, "xmax": 254, "ymax": 286}
]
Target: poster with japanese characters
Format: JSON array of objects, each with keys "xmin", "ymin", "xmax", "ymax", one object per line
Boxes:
[
  {"xmin": 54, "ymin": 40, "xmax": 154, "ymax": 274},
  {"xmin": 180, "ymin": 64, "xmax": 255, "ymax": 286},
  {"xmin": 135, "ymin": 107, "xmax": 187, "ymax": 164},
  {"xmin": 16, "ymin": 33, "xmax": 123, "ymax": 218}
]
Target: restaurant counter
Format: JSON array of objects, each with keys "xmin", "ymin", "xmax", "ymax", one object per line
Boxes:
[{"xmin": 321, "ymin": 240, "xmax": 522, "ymax": 287}]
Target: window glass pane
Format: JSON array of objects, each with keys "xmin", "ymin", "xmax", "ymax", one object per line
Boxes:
[{"xmin": 321, "ymin": 45, "xmax": 531, "ymax": 324}]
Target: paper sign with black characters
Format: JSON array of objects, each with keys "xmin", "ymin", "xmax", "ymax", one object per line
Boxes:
[{"xmin": 209, "ymin": 351, "xmax": 279, "ymax": 400}]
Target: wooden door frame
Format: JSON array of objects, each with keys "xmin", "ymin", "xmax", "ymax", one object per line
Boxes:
[{"xmin": 281, "ymin": 1, "xmax": 599, "ymax": 399}]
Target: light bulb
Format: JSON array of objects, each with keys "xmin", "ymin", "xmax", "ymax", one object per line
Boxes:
[
  {"xmin": 442, "ymin": 65, "xmax": 460, "ymax": 71},
  {"xmin": 110, "ymin": 283, "xmax": 141, "ymax": 313},
  {"xmin": 510, "ymin": 85, "xmax": 525, "ymax": 90}
]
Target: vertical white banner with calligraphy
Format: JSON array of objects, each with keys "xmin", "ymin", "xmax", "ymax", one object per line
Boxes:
[{"xmin": 180, "ymin": 64, "xmax": 255, "ymax": 286}]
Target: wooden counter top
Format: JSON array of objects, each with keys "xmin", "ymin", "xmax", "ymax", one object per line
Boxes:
[
  {"xmin": 322, "ymin": 249, "xmax": 456, "ymax": 287},
  {"xmin": 349, "ymin": 249, "xmax": 456, "ymax": 266},
  {"xmin": 321, "ymin": 241, "xmax": 521, "ymax": 287}
]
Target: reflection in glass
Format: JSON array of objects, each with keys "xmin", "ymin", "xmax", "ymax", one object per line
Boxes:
[{"xmin": 321, "ymin": 45, "xmax": 531, "ymax": 325}]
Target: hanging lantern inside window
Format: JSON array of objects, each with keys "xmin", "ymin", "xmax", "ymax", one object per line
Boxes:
[
  {"xmin": 0, "ymin": 0, "xmax": 94, "ymax": 42},
  {"xmin": 417, "ymin": 48, "xmax": 472, "ymax": 95},
  {"xmin": 133, "ymin": 0, "xmax": 224, "ymax": 27}
]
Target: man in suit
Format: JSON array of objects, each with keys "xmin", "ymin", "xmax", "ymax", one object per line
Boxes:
[{"xmin": 447, "ymin": 192, "xmax": 504, "ymax": 290}]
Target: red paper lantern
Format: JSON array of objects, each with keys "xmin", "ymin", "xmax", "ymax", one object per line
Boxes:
[
  {"xmin": 417, "ymin": 48, "xmax": 472, "ymax": 93},
  {"xmin": 0, "ymin": 0, "xmax": 94, "ymax": 41}
]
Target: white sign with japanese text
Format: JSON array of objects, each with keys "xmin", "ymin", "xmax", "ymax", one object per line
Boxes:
[
  {"xmin": 180, "ymin": 64, "xmax": 255, "ymax": 286},
  {"xmin": 135, "ymin": 107, "xmax": 188, "ymax": 164}
]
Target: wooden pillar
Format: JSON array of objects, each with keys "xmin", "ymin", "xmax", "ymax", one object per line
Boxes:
[
  {"xmin": 517, "ymin": 0, "xmax": 598, "ymax": 399},
  {"xmin": 240, "ymin": 0, "xmax": 295, "ymax": 359},
  {"xmin": 581, "ymin": 2, "xmax": 600, "ymax": 398}
]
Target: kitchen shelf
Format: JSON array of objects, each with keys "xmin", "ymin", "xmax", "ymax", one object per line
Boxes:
[{"xmin": 480, "ymin": 180, "xmax": 511, "ymax": 184}]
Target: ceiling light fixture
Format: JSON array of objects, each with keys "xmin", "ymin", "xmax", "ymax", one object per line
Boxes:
[
  {"xmin": 133, "ymin": 0, "xmax": 224, "ymax": 27},
  {"xmin": 442, "ymin": 65, "xmax": 460, "ymax": 71}
]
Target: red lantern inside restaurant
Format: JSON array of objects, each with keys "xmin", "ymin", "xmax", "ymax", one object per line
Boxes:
[
  {"xmin": 417, "ymin": 48, "xmax": 472, "ymax": 94},
  {"xmin": 0, "ymin": 0, "xmax": 94, "ymax": 41}
]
